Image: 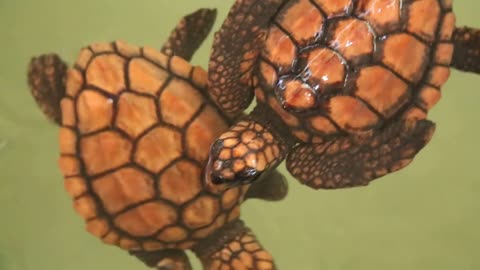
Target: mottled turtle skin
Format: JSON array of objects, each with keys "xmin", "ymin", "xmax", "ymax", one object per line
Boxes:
[
  {"xmin": 27, "ymin": 8, "xmax": 282, "ymax": 270},
  {"xmin": 206, "ymin": 0, "xmax": 480, "ymax": 189}
]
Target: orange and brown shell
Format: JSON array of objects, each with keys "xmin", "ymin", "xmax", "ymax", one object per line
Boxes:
[
  {"xmin": 256, "ymin": 0, "xmax": 455, "ymax": 143},
  {"xmin": 58, "ymin": 41, "xmax": 246, "ymax": 252}
]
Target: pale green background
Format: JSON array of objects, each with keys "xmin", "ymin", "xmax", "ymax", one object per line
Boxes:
[{"xmin": 0, "ymin": 1, "xmax": 479, "ymax": 269}]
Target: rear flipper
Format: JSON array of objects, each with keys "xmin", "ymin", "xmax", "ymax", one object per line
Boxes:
[
  {"xmin": 27, "ymin": 54, "xmax": 67, "ymax": 125},
  {"xmin": 130, "ymin": 249, "xmax": 192, "ymax": 270},
  {"xmin": 451, "ymin": 26, "xmax": 480, "ymax": 74},
  {"xmin": 286, "ymin": 119, "xmax": 436, "ymax": 189},
  {"xmin": 193, "ymin": 219, "xmax": 277, "ymax": 270},
  {"xmin": 161, "ymin": 8, "xmax": 217, "ymax": 61}
]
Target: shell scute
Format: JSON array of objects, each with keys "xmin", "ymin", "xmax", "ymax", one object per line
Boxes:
[
  {"xmin": 73, "ymin": 195, "xmax": 98, "ymax": 219},
  {"xmin": 64, "ymin": 177, "xmax": 88, "ymax": 198},
  {"xmin": 115, "ymin": 92, "xmax": 158, "ymax": 138},
  {"xmin": 170, "ymin": 56, "xmax": 193, "ymax": 79},
  {"xmin": 81, "ymin": 130, "xmax": 132, "ymax": 175},
  {"xmin": 129, "ymin": 58, "xmax": 170, "ymax": 95},
  {"xmin": 380, "ymin": 33, "xmax": 429, "ymax": 83},
  {"xmin": 159, "ymin": 79, "xmax": 204, "ymax": 128},
  {"xmin": 313, "ymin": 0, "xmax": 351, "ymax": 18},
  {"xmin": 418, "ymin": 86, "xmax": 441, "ymax": 110},
  {"xmin": 303, "ymin": 47, "xmax": 345, "ymax": 87},
  {"xmin": 182, "ymin": 195, "xmax": 220, "ymax": 229},
  {"xmin": 143, "ymin": 46, "xmax": 169, "ymax": 67},
  {"xmin": 134, "ymin": 126, "xmax": 182, "ymax": 173},
  {"xmin": 434, "ymin": 43, "xmax": 454, "ymax": 65},
  {"xmin": 59, "ymin": 127, "xmax": 77, "ymax": 154},
  {"xmin": 354, "ymin": 66, "xmax": 410, "ymax": 118},
  {"xmin": 185, "ymin": 106, "xmax": 228, "ymax": 163},
  {"xmin": 90, "ymin": 42, "xmax": 115, "ymax": 54},
  {"xmin": 114, "ymin": 201, "xmax": 177, "ymax": 237},
  {"xmin": 407, "ymin": 0, "xmax": 441, "ymax": 42},
  {"xmin": 157, "ymin": 226, "xmax": 188, "ymax": 243},
  {"xmin": 115, "ymin": 40, "xmax": 141, "ymax": 58},
  {"xmin": 276, "ymin": 0, "xmax": 324, "ymax": 45},
  {"xmin": 159, "ymin": 160, "xmax": 202, "ymax": 205},
  {"xmin": 263, "ymin": 25, "xmax": 297, "ymax": 72},
  {"xmin": 427, "ymin": 65, "xmax": 450, "ymax": 87},
  {"xmin": 58, "ymin": 156, "xmax": 80, "ymax": 177},
  {"xmin": 86, "ymin": 218, "xmax": 110, "ymax": 238},
  {"xmin": 355, "ymin": 0, "xmax": 401, "ymax": 35},
  {"xmin": 328, "ymin": 96, "xmax": 379, "ymax": 131},
  {"xmin": 75, "ymin": 48, "xmax": 93, "ymax": 70},
  {"xmin": 439, "ymin": 12, "xmax": 456, "ymax": 41},
  {"xmin": 60, "ymin": 98, "xmax": 76, "ymax": 126},
  {"xmin": 76, "ymin": 89, "xmax": 114, "ymax": 134},
  {"xmin": 66, "ymin": 69, "xmax": 83, "ymax": 97},
  {"xmin": 92, "ymin": 167, "xmax": 155, "ymax": 214},
  {"xmin": 327, "ymin": 18, "xmax": 374, "ymax": 63},
  {"xmin": 86, "ymin": 54, "xmax": 126, "ymax": 94}
]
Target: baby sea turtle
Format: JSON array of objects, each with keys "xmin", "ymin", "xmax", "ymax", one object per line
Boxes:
[
  {"xmin": 27, "ymin": 9, "xmax": 285, "ymax": 270},
  {"xmin": 206, "ymin": 0, "xmax": 480, "ymax": 189}
]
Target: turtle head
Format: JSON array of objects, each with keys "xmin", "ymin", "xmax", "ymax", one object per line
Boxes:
[
  {"xmin": 206, "ymin": 137, "xmax": 265, "ymax": 187},
  {"xmin": 206, "ymin": 118, "xmax": 288, "ymax": 187}
]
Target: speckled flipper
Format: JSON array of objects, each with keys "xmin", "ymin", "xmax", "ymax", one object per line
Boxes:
[
  {"xmin": 130, "ymin": 249, "xmax": 192, "ymax": 270},
  {"xmin": 27, "ymin": 54, "xmax": 67, "ymax": 125},
  {"xmin": 286, "ymin": 119, "xmax": 436, "ymax": 189},
  {"xmin": 451, "ymin": 26, "xmax": 480, "ymax": 74},
  {"xmin": 193, "ymin": 220, "xmax": 277, "ymax": 270},
  {"xmin": 161, "ymin": 8, "xmax": 217, "ymax": 61},
  {"xmin": 207, "ymin": 0, "xmax": 285, "ymax": 117},
  {"xmin": 244, "ymin": 169, "xmax": 288, "ymax": 201}
]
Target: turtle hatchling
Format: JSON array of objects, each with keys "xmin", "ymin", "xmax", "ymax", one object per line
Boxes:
[
  {"xmin": 27, "ymin": 8, "xmax": 287, "ymax": 270},
  {"xmin": 206, "ymin": 0, "xmax": 480, "ymax": 189}
]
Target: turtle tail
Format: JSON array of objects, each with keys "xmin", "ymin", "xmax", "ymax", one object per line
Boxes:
[{"xmin": 27, "ymin": 54, "xmax": 68, "ymax": 125}]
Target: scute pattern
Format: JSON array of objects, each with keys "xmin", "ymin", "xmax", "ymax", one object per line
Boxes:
[
  {"xmin": 327, "ymin": 18, "xmax": 374, "ymax": 63},
  {"xmin": 257, "ymin": 0, "xmax": 455, "ymax": 142},
  {"xmin": 355, "ymin": 0, "xmax": 401, "ymax": 35},
  {"xmin": 276, "ymin": 0, "xmax": 324, "ymax": 45},
  {"xmin": 59, "ymin": 41, "xmax": 245, "ymax": 251}
]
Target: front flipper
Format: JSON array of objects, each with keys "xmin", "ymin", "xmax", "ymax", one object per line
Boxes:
[
  {"xmin": 451, "ymin": 26, "xmax": 480, "ymax": 74},
  {"xmin": 161, "ymin": 8, "xmax": 217, "ymax": 61},
  {"xmin": 27, "ymin": 54, "xmax": 68, "ymax": 125},
  {"xmin": 130, "ymin": 249, "xmax": 192, "ymax": 270},
  {"xmin": 207, "ymin": 0, "xmax": 285, "ymax": 117},
  {"xmin": 193, "ymin": 219, "xmax": 277, "ymax": 270},
  {"xmin": 244, "ymin": 169, "xmax": 289, "ymax": 202},
  {"xmin": 286, "ymin": 120, "xmax": 436, "ymax": 189}
]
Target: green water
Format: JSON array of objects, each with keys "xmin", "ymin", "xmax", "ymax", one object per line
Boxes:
[{"xmin": 1, "ymin": 1, "xmax": 479, "ymax": 269}]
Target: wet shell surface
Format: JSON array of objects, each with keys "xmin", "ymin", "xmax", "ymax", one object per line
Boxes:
[
  {"xmin": 58, "ymin": 41, "xmax": 246, "ymax": 251},
  {"xmin": 257, "ymin": 0, "xmax": 455, "ymax": 143}
]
